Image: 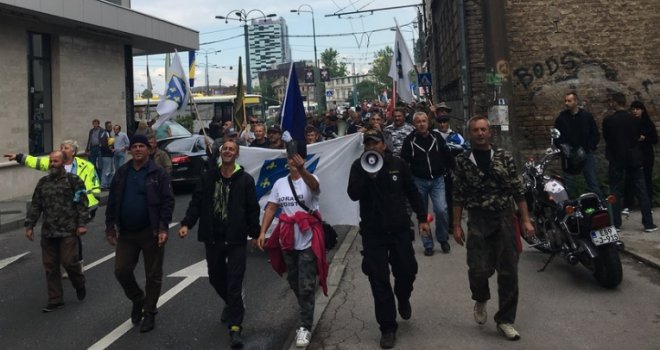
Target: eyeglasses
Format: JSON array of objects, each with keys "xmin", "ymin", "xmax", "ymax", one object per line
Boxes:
[{"xmin": 249, "ymin": 120, "xmax": 258, "ymax": 124}]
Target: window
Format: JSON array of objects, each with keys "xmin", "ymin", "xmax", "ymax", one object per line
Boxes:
[{"xmin": 28, "ymin": 33, "xmax": 52, "ymax": 155}]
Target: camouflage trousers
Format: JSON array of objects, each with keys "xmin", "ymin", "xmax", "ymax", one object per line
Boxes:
[
  {"xmin": 466, "ymin": 206, "xmax": 519, "ymax": 324},
  {"xmin": 283, "ymin": 247, "xmax": 317, "ymax": 330}
]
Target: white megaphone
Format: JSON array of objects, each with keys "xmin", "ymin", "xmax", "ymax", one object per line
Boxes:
[{"xmin": 360, "ymin": 150, "xmax": 383, "ymax": 174}]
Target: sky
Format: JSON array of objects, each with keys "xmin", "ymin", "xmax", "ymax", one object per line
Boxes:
[{"xmin": 131, "ymin": 0, "xmax": 420, "ymax": 95}]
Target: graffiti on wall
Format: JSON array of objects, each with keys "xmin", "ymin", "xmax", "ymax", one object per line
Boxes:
[{"xmin": 513, "ymin": 51, "xmax": 618, "ymax": 89}]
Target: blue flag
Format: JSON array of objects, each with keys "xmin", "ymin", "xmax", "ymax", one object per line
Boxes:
[
  {"xmin": 254, "ymin": 156, "xmax": 319, "ymax": 199},
  {"xmin": 280, "ymin": 62, "xmax": 307, "ymax": 141}
]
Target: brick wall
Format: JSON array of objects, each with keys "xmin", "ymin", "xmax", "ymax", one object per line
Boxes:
[{"xmin": 428, "ymin": 0, "xmax": 660, "ymax": 169}]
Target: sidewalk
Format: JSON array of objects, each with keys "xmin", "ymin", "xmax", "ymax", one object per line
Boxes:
[
  {"xmin": 302, "ymin": 209, "xmax": 660, "ymax": 349},
  {"xmin": 0, "ymin": 193, "xmax": 109, "ymax": 233}
]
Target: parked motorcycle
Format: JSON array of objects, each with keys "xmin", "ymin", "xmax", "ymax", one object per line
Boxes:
[{"xmin": 522, "ymin": 128, "xmax": 624, "ymax": 288}]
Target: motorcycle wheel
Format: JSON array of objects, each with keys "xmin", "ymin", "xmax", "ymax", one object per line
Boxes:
[{"xmin": 593, "ymin": 245, "xmax": 623, "ymax": 289}]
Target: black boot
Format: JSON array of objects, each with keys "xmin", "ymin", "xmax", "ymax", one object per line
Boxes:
[
  {"xmin": 140, "ymin": 312, "xmax": 155, "ymax": 333},
  {"xmin": 229, "ymin": 326, "xmax": 244, "ymax": 349},
  {"xmin": 131, "ymin": 299, "xmax": 144, "ymax": 325}
]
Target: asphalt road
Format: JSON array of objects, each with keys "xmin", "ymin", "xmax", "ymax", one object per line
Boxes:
[{"xmin": 0, "ymin": 191, "xmax": 352, "ymax": 350}]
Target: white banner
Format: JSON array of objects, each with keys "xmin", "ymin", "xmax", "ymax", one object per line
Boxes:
[{"xmin": 238, "ymin": 133, "xmax": 363, "ymax": 226}]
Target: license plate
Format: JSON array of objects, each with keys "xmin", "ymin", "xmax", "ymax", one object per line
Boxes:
[{"xmin": 591, "ymin": 226, "xmax": 620, "ymax": 246}]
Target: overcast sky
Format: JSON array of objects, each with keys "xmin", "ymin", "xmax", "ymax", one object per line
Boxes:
[{"xmin": 131, "ymin": 0, "xmax": 419, "ymax": 95}]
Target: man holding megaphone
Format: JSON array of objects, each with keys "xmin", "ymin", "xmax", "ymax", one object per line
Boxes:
[{"xmin": 347, "ymin": 129, "xmax": 430, "ymax": 349}]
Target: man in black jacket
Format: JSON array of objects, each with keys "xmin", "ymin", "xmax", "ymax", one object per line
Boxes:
[
  {"xmin": 401, "ymin": 112, "xmax": 454, "ymax": 256},
  {"xmin": 553, "ymin": 92, "xmax": 602, "ymax": 197},
  {"xmin": 179, "ymin": 139, "xmax": 260, "ymax": 349},
  {"xmin": 105, "ymin": 134, "xmax": 175, "ymax": 333},
  {"xmin": 602, "ymin": 92, "xmax": 657, "ymax": 232},
  {"xmin": 347, "ymin": 129, "xmax": 430, "ymax": 349}
]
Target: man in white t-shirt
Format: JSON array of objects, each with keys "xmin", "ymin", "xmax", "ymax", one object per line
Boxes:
[{"xmin": 257, "ymin": 153, "xmax": 327, "ymax": 348}]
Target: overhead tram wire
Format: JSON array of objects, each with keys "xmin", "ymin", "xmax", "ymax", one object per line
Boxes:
[
  {"xmin": 200, "ymin": 33, "xmax": 245, "ymax": 46},
  {"xmin": 282, "ymin": 21, "xmax": 413, "ymax": 39}
]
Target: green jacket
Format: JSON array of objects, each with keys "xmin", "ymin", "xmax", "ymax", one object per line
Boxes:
[
  {"xmin": 453, "ymin": 146, "xmax": 525, "ymax": 211},
  {"xmin": 25, "ymin": 172, "xmax": 90, "ymax": 238},
  {"xmin": 16, "ymin": 154, "xmax": 100, "ymax": 208}
]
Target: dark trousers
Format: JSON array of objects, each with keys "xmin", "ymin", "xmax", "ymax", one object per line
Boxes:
[
  {"xmin": 282, "ymin": 248, "xmax": 317, "ymax": 330},
  {"xmin": 361, "ymin": 233, "xmax": 418, "ymax": 333},
  {"xmin": 88, "ymin": 146, "xmax": 101, "ymax": 179},
  {"xmin": 41, "ymin": 236, "xmax": 85, "ymax": 303},
  {"xmin": 466, "ymin": 207, "xmax": 519, "ymax": 325},
  {"xmin": 114, "ymin": 228, "xmax": 164, "ymax": 314},
  {"xmin": 608, "ymin": 164, "xmax": 654, "ymax": 229},
  {"xmin": 624, "ymin": 159, "xmax": 655, "ymax": 208},
  {"xmin": 446, "ymin": 173, "xmax": 454, "ymax": 234},
  {"xmin": 205, "ymin": 242, "xmax": 246, "ymax": 328}
]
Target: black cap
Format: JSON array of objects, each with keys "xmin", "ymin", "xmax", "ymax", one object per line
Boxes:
[
  {"xmin": 436, "ymin": 115, "xmax": 450, "ymax": 122},
  {"xmin": 363, "ymin": 129, "xmax": 385, "ymax": 144},
  {"xmin": 224, "ymin": 127, "xmax": 238, "ymax": 136},
  {"xmin": 267, "ymin": 125, "xmax": 282, "ymax": 133},
  {"xmin": 130, "ymin": 134, "xmax": 150, "ymax": 147}
]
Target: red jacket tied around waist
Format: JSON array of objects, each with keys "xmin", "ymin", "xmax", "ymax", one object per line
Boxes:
[{"xmin": 264, "ymin": 211, "xmax": 329, "ymax": 296}]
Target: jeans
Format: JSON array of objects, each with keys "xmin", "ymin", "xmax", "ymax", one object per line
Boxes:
[
  {"xmin": 413, "ymin": 176, "xmax": 449, "ymax": 249},
  {"xmin": 113, "ymin": 152, "xmax": 126, "ymax": 171},
  {"xmin": 88, "ymin": 146, "xmax": 101, "ymax": 179},
  {"xmin": 101, "ymin": 157, "xmax": 114, "ymax": 189},
  {"xmin": 564, "ymin": 152, "xmax": 603, "ymax": 198},
  {"xmin": 608, "ymin": 164, "xmax": 654, "ymax": 229}
]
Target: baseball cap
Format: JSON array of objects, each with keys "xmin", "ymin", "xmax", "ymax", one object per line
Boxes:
[
  {"xmin": 224, "ymin": 127, "xmax": 238, "ymax": 137},
  {"xmin": 435, "ymin": 102, "xmax": 452, "ymax": 112},
  {"xmin": 363, "ymin": 129, "xmax": 385, "ymax": 144},
  {"xmin": 267, "ymin": 125, "xmax": 282, "ymax": 134}
]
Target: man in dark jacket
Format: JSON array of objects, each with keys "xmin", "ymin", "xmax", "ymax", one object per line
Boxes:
[
  {"xmin": 347, "ymin": 129, "xmax": 430, "ymax": 349},
  {"xmin": 179, "ymin": 139, "xmax": 260, "ymax": 349},
  {"xmin": 401, "ymin": 111, "xmax": 454, "ymax": 256},
  {"xmin": 105, "ymin": 134, "xmax": 175, "ymax": 333},
  {"xmin": 553, "ymin": 92, "xmax": 602, "ymax": 197},
  {"xmin": 602, "ymin": 92, "xmax": 656, "ymax": 232}
]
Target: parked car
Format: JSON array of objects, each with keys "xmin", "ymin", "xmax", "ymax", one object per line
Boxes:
[
  {"xmin": 158, "ymin": 134, "xmax": 213, "ymax": 186},
  {"xmin": 154, "ymin": 120, "xmax": 192, "ymax": 141}
]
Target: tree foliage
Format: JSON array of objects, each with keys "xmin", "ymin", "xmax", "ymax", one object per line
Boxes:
[
  {"xmin": 320, "ymin": 48, "xmax": 347, "ymax": 79},
  {"xmin": 257, "ymin": 77, "xmax": 279, "ymax": 106},
  {"xmin": 370, "ymin": 46, "xmax": 393, "ymax": 90},
  {"xmin": 355, "ymin": 80, "xmax": 380, "ymax": 102}
]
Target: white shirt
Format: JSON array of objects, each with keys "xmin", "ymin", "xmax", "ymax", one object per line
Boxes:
[{"xmin": 267, "ymin": 175, "xmax": 320, "ymax": 250}]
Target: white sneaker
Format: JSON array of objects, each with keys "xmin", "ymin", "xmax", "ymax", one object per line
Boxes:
[
  {"xmin": 621, "ymin": 208, "xmax": 630, "ymax": 216},
  {"xmin": 473, "ymin": 301, "xmax": 487, "ymax": 325},
  {"xmin": 497, "ymin": 323, "xmax": 521, "ymax": 340},
  {"xmin": 295, "ymin": 327, "xmax": 311, "ymax": 348}
]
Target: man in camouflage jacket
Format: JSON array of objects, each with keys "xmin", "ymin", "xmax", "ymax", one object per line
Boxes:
[
  {"xmin": 452, "ymin": 116, "xmax": 534, "ymax": 341},
  {"xmin": 25, "ymin": 151, "xmax": 89, "ymax": 312}
]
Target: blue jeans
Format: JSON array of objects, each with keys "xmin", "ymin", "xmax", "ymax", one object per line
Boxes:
[
  {"xmin": 564, "ymin": 152, "xmax": 603, "ymax": 198},
  {"xmin": 88, "ymin": 146, "xmax": 101, "ymax": 179},
  {"xmin": 101, "ymin": 157, "xmax": 114, "ymax": 189},
  {"xmin": 113, "ymin": 152, "xmax": 126, "ymax": 171},
  {"xmin": 608, "ymin": 164, "xmax": 654, "ymax": 229},
  {"xmin": 413, "ymin": 176, "xmax": 449, "ymax": 249}
]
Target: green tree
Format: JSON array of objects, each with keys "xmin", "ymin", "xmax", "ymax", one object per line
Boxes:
[
  {"xmin": 257, "ymin": 77, "xmax": 278, "ymax": 107},
  {"xmin": 355, "ymin": 80, "xmax": 379, "ymax": 101},
  {"xmin": 320, "ymin": 48, "xmax": 347, "ymax": 79},
  {"xmin": 370, "ymin": 46, "xmax": 393, "ymax": 90}
]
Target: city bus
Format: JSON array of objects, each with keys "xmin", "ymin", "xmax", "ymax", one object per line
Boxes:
[{"xmin": 134, "ymin": 94, "xmax": 264, "ymax": 131}]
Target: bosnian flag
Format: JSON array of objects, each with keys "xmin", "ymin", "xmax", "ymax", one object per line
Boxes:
[
  {"xmin": 154, "ymin": 51, "xmax": 189, "ymax": 129},
  {"xmin": 280, "ymin": 62, "xmax": 307, "ymax": 142},
  {"xmin": 388, "ymin": 22, "xmax": 416, "ymax": 103}
]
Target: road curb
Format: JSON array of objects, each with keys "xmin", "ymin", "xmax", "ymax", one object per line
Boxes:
[
  {"xmin": 621, "ymin": 249, "xmax": 660, "ymax": 270},
  {"xmin": 284, "ymin": 225, "xmax": 360, "ymax": 350}
]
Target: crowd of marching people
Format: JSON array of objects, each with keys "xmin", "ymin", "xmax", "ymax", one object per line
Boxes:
[{"xmin": 3, "ymin": 90, "xmax": 657, "ymax": 349}]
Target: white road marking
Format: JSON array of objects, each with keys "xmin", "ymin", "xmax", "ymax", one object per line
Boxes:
[
  {"xmin": 0, "ymin": 252, "xmax": 30, "ymax": 270},
  {"xmin": 87, "ymin": 260, "xmax": 207, "ymax": 350},
  {"xmin": 168, "ymin": 222, "xmax": 180, "ymax": 229},
  {"xmin": 83, "ymin": 253, "xmax": 115, "ymax": 271}
]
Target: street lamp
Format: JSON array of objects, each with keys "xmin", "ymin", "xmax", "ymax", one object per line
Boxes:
[
  {"xmin": 216, "ymin": 9, "xmax": 277, "ymax": 94},
  {"xmin": 291, "ymin": 4, "xmax": 320, "ymax": 108},
  {"xmin": 199, "ymin": 49, "xmax": 222, "ymax": 96}
]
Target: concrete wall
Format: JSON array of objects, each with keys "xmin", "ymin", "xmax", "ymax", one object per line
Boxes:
[{"xmin": 0, "ymin": 19, "xmax": 126, "ymax": 201}]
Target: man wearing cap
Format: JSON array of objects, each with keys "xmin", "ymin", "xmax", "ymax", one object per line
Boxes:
[
  {"xmin": 348, "ymin": 129, "xmax": 430, "ymax": 349},
  {"xmin": 105, "ymin": 134, "xmax": 174, "ymax": 333},
  {"xmin": 268, "ymin": 125, "xmax": 285, "ymax": 149},
  {"xmin": 434, "ymin": 103, "xmax": 466, "ymax": 237}
]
